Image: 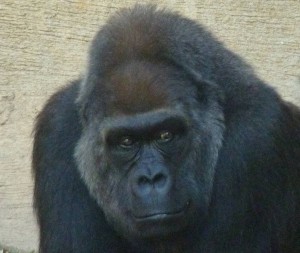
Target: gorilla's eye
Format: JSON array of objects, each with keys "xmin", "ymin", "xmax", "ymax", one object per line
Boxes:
[
  {"xmin": 119, "ymin": 136, "xmax": 136, "ymax": 148},
  {"xmin": 157, "ymin": 130, "xmax": 174, "ymax": 143}
]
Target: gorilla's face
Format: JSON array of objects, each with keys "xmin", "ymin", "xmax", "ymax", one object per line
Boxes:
[{"xmin": 75, "ymin": 61, "xmax": 225, "ymax": 240}]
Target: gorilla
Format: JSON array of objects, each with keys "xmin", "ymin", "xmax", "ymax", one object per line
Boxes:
[{"xmin": 32, "ymin": 5, "xmax": 300, "ymax": 253}]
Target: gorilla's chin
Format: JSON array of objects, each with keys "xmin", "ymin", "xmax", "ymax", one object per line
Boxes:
[{"xmin": 133, "ymin": 216, "xmax": 188, "ymax": 240}]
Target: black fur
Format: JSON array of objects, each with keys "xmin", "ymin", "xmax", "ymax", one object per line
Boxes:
[{"xmin": 33, "ymin": 5, "xmax": 300, "ymax": 253}]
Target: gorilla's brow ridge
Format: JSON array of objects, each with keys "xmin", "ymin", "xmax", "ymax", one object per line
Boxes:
[{"xmin": 102, "ymin": 109, "xmax": 188, "ymax": 137}]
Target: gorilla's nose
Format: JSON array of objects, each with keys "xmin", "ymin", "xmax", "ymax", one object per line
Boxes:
[{"xmin": 131, "ymin": 166, "xmax": 171, "ymax": 197}]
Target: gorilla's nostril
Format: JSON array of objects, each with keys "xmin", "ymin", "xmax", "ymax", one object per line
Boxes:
[
  {"xmin": 153, "ymin": 173, "xmax": 167, "ymax": 188},
  {"xmin": 138, "ymin": 176, "xmax": 150, "ymax": 186}
]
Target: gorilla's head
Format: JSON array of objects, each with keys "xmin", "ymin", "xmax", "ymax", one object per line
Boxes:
[{"xmin": 75, "ymin": 33, "xmax": 225, "ymax": 240}]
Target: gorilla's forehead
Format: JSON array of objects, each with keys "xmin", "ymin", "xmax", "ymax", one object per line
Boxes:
[{"xmin": 103, "ymin": 60, "xmax": 187, "ymax": 116}]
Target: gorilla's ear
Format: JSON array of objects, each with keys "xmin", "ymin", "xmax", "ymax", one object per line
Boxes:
[
  {"xmin": 77, "ymin": 100, "xmax": 89, "ymax": 126},
  {"xmin": 76, "ymin": 73, "xmax": 103, "ymax": 126},
  {"xmin": 76, "ymin": 77, "xmax": 91, "ymax": 126}
]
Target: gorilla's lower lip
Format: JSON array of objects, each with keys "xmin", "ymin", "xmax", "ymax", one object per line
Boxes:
[{"xmin": 134, "ymin": 201, "xmax": 190, "ymax": 221}]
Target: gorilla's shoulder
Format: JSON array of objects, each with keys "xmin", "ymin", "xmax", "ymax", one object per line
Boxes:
[
  {"xmin": 33, "ymin": 80, "xmax": 82, "ymax": 158},
  {"xmin": 279, "ymin": 101, "xmax": 300, "ymax": 156}
]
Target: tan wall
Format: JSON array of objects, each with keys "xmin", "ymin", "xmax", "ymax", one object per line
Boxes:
[{"xmin": 0, "ymin": 0, "xmax": 299, "ymax": 251}]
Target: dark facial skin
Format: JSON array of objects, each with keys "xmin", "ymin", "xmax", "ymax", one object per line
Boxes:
[{"xmin": 104, "ymin": 110, "xmax": 191, "ymax": 237}]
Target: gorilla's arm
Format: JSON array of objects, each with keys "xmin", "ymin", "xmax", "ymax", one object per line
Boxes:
[
  {"xmin": 32, "ymin": 81, "xmax": 129, "ymax": 253},
  {"xmin": 205, "ymin": 97, "xmax": 300, "ymax": 252}
]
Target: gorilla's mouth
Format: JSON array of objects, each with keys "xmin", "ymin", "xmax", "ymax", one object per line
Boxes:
[
  {"xmin": 131, "ymin": 201, "xmax": 191, "ymax": 238},
  {"xmin": 133, "ymin": 201, "xmax": 190, "ymax": 221}
]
